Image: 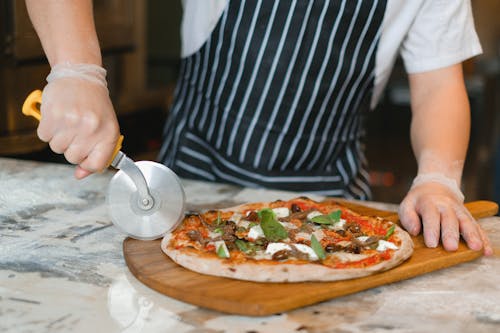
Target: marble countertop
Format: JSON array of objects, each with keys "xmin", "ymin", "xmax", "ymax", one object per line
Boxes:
[{"xmin": 1, "ymin": 157, "xmax": 499, "ymax": 333}]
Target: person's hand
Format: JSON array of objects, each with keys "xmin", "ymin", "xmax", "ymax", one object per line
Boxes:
[
  {"xmin": 38, "ymin": 63, "xmax": 120, "ymax": 179},
  {"xmin": 399, "ymin": 179, "xmax": 492, "ymax": 255}
]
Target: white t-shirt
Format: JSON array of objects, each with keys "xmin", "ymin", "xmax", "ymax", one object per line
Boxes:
[{"xmin": 179, "ymin": 0, "xmax": 482, "ymax": 108}]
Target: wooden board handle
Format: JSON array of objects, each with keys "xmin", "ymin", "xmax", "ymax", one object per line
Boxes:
[{"xmin": 465, "ymin": 201, "xmax": 498, "ymax": 219}]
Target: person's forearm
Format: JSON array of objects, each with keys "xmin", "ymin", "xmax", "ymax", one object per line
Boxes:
[
  {"xmin": 408, "ymin": 63, "xmax": 470, "ymax": 186},
  {"xmin": 25, "ymin": 0, "xmax": 101, "ymax": 66}
]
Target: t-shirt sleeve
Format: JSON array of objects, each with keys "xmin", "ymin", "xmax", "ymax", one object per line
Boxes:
[{"xmin": 400, "ymin": 0, "xmax": 482, "ymax": 74}]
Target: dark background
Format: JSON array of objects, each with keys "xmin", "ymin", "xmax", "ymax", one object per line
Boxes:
[{"xmin": 1, "ymin": 0, "xmax": 499, "ymax": 205}]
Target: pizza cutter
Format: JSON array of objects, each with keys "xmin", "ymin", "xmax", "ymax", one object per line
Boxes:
[{"xmin": 22, "ymin": 90, "xmax": 186, "ymax": 240}]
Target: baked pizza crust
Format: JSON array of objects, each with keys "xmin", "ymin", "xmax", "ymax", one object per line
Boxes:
[{"xmin": 161, "ymin": 199, "xmax": 414, "ymax": 282}]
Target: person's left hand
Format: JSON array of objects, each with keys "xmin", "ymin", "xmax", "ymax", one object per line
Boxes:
[{"xmin": 398, "ymin": 182, "xmax": 493, "ymax": 255}]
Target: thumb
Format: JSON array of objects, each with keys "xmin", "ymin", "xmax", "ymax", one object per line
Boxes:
[{"xmin": 74, "ymin": 165, "xmax": 92, "ymax": 179}]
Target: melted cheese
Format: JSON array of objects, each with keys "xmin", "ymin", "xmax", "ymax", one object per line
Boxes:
[
  {"xmin": 264, "ymin": 242, "xmax": 319, "ymax": 261},
  {"xmin": 376, "ymin": 240, "xmax": 398, "ymax": 251},
  {"xmin": 247, "ymin": 225, "xmax": 264, "ymax": 240},
  {"xmin": 293, "ymin": 244, "xmax": 318, "ymax": 261},
  {"xmin": 307, "ymin": 211, "xmax": 323, "ymax": 221},
  {"xmin": 272, "ymin": 207, "xmax": 290, "ymax": 218}
]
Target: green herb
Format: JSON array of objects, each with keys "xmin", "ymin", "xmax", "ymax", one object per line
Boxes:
[
  {"xmin": 216, "ymin": 242, "xmax": 229, "ymax": 258},
  {"xmin": 214, "ymin": 211, "xmax": 223, "ymax": 226},
  {"xmin": 310, "ymin": 234, "xmax": 326, "ymax": 260},
  {"xmin": 311, "ymin": 210, "xmax": 342, "ymax": 225},
  {"xmin": 248, "ymin": 222, "xmax": 257, "ymax": 229},
  {"xmin": 329, "ymin": 210, "xmax": 341, "ymax": 222},
  {"xmin": 385, "ymin": 224, "xmax": 395, "ymax": 240},
  {"xmin": 259, "ymin": 208, "xmax": 288, "ymax": 242},
  {"xmin": 213, "ymin": 227, "xmax": 223, "ymax": 234},
  {"xmin": 235, "ymin": 239, "xmax": 250, "ymax": 253}
]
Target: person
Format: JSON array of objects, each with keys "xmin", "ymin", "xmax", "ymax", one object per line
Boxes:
[{"xmin": 25, "ymin": 0, "xmax": 492, "ymax": 255}]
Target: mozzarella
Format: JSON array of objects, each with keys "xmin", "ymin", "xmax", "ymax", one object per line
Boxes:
[
  {"xmin": 306, "ymin": 211, "xmax": 323, "ymax": 221},
  {"xmin": 279, "ymin": 221, "xmax": 298, "ymax": 229},
  {"xmin": 376, "ymin": 240, "xmax": 398, "ymax": 251},
  {"xmin": 293, "ymin": 244, "xmax": 318, "ymax": 261},
  {"xmin": 294, "ymin": 231, "xmax": 311, "ymax": 242},
  {"xmin": 265, "ymin": 242, "xmax": 319, "ymax": 261},
  {"xmin": 357, "ymin": 236, "xmax": 369, "ymax": 242},
  {"xmin": 247, "ymin": 225, "xmax": 265, "ymax": 240},
  {"xmin": 230, "ymin": 212, "xmax": 242, "ymax": 224},
  {"xmin": 331, "ymin": 219, "xmax": 346, "ymax": 230},
  {"xmin": 237, "ymin": 219, "xmax": 251, "ymax": 229},
  {"xmin": 272, "ymin": 207, "xmax": 290, "ymax": 218},
  {"xmin": 265, "ymin": 242, "xmax": 292, "ymax": 256},
  {"xmin": 312, "ymin": 229, "xmax": 325, "ymax": 241}
]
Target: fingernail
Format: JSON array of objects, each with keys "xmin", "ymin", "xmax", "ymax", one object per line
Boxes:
[{"xmin": 426, "ymin": 237, "xmax": 438, "ymax": 248}]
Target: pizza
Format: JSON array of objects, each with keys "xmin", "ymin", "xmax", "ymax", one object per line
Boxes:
[{"xmin": 161, "ymin": 197, "xmax": 413, "ymax": 282}]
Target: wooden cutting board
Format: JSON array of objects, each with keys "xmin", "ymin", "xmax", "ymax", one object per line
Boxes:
[{"xmin": 123, "ymin": 200, "xmax": 498, "ymax": 316}]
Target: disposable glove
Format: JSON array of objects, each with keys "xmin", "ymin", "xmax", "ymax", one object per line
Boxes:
[
  {"xmin": 399, "ymin": 173, "xmax": 492, "ymax": 255},
  {"xmin": 38, "ymin": 62, "xmax": 120, "ymax": 179}
]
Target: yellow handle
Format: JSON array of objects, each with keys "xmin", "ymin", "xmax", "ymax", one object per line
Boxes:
[
  {"xmin": 22, "ymin": 90, "xmax": 43, "ymax": 121},
  {"xmin": 22, "ymin": 89, "xmax": 124, "ymax": 167}
]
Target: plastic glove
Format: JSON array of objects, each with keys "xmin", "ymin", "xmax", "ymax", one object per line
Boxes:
[
  {"xmin": 38, "ymin": 63, "xmax": 119, "ymax": 179},
  {"xmin": 399, "ymin": 173, "xmax": 492, "ymax": 255}
]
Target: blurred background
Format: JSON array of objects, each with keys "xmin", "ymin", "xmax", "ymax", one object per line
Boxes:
[{"xmin": 1, "ymin": 0, "xmax": 499, "ymax": 205}]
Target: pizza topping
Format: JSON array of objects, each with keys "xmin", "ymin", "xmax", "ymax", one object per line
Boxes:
[
  {"xmin": 245, "ymin": 210, "xmax": 259, "ymax": 221},
  {"xmin": 376, "ymin": 240, "xmax": 398, "ymax": 251},
  {"xmin": 272, "ymin": 249, "xmax": 291, "ymax": 261},
  {"xmin": 355, "ymin": 235, "xmax": 382, "ymax": 247},
  {"xmin": 259, "ymin": 208, "xmax": 289, "ymax": 242},
  {"xmin": 187, "ymin": 229, "xmax": 202, "ymax": 242},
  {"xmin": 247, "ymin": 225, "xmax": 265, "ymax": 240},
  {"xmin": 266, "ymin": 242, "xmax": 292, "ymax": 257},
  {"xmin": 215, "ymin": 241, "xmax": 230, "ymax": 258},
  {"xmin": 345, "ymin": 222, "xmax": 363, "ymax": 237},
  {"xmin": 291, "ymin": 203, "xmax": 302, "ymax": 213},
  {"xmin": 170, "ymin": 198, "xmax": 408, "ymax": 269},
  {"xmin": 292, "ymin": 243, "xmax": 319, "ymax": 261},
  {"xmin": 384, "ymin": 224, "xmax": 396, "ymax": 239},
  {"xmin": 307, "ymin": 211, "xmax": 323, "ymax": 221},
  {"xmin": 310, "ymin": 234, "xmax": 326, "ymax": 260},
  {"xmin": 272, "ymin": 207, "xmax": 290, "ymax": 218}
]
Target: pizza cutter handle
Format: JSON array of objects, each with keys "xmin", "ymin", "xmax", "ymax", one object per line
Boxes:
[{"xmin": 22, "ymin": 90, "xmax": 123, "ymax": 168}]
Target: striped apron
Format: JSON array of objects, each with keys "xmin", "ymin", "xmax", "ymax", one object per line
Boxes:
[{"xmin": 159, "ymin": 0, "xmax": 387, "ymax": 200}]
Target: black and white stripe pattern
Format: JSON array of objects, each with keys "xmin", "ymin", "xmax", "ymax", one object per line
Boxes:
[{"xmin": 159, "ymin": 0, "xmax": 387, "ymax": 199}]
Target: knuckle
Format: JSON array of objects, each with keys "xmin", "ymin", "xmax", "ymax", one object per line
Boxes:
[
  {"xmin": 49, "ymin": 141, "xmax": 65, "ymax": 154},
  {"xmin": 82, "ymin": 113, "xmax": 100, "ymax": 133},
  {"xmin": 64, "ymin": 150, "xmax": 83, "ymax": 165}
]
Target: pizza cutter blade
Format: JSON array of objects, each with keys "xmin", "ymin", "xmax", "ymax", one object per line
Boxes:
[
  {"xmin": 107, "ymin": 153, "xmax": 185, "ymax": 240},
  {"xmin": 22, "ymin": 90, "xmax": 186, "ymax": 240}
]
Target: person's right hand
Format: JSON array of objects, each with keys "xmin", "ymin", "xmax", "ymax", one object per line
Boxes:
[{"xmin": 39, "ymin": 76, "xmax": 120, "ymax": 179}]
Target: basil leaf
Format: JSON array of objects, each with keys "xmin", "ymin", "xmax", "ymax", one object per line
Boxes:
[
  {"xmin": 216, "ymin": 242, "xmax": 229, "ymax": 258},
  {"xmin": 235, "ymin": 239, "xmax": 249, "ymax": 253},
  {"xmin": 385, "ymin": 224, "xmax": 395, "ymax": 240},
  {"xmin": 328, "ymin": 210, "xmax": 341, "ymax": 222},
  {"xmin": 311, "ymin": 210, "xmax": 342, "ymax": 225},
  {"xmin": 311, "ymin": 215, "xmax": 334, "ymax": 225},
  {"xmin": 214, "ymin": 211, "xmax": 223, "ymax": 226},
  {"xmin": 311, "ymin": 234, "xmax": 326, "ymax": 260},
  {"xmin": 248, "ymin": 222, "xmax": 257, "ymax": 229},
  {"xmin": 259, "ymin": 208, "xmax": 288, "ymax": 242}
]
